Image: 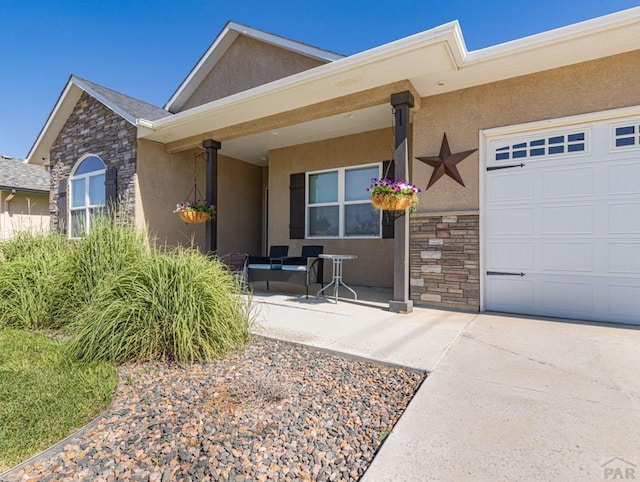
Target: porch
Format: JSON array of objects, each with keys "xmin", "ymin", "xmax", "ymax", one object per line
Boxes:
[{"xmin": 249, "ymin": 284, "xmax": 474, "ymax": 371}]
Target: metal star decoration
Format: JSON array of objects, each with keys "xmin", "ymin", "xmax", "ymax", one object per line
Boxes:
[{"xmin": 416, "ymin": 133, "xmax": 477, "ymax": 189}]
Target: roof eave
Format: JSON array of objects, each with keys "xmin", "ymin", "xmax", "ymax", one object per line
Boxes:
[{"xmin": 142, "ymin": 7, "xmax": 640, "ymax": 144}]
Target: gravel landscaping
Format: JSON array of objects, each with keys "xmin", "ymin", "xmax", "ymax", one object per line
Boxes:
[{"xmin": 1, "ymin": 337, "xmax": 424, "ymax": 482}]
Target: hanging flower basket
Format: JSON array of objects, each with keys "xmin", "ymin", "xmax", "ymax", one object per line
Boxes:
[
  {"xmin": 178, "ymin": 210, "xmax": 211, "ymax": 224},
  {"xmin": 371, "ymin": 193, "xmax": 415, "ymax": 211},
  {"xmin": 174, "ymin": 200, "xmax": 216, "ymax": 224},
  {"xmin": 367, "ymin": 178, "xmax": 421, "ymax": 212}
]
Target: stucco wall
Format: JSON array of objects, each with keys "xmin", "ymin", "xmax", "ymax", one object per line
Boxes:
[
  {"xmin": 136, "ymin": 140, "xmax": 262, "ymax": 256},
  {"xmin": 0, "ymin": 191, "xmax": 49, "ymax": 239},
  {"xmin": 49, "ymin": 92, "xmax": 137, "ymax": 231},
  {"xmin": 412, "ymin": 49, "xmax": 640, "ymax": 212},
  {"xmin": 179, "ymin": 35, "xmax": 325, "ymax": 112},
  {"xmin": 268, "ymin": 128, "xmax": 395, "ymax": 287}
]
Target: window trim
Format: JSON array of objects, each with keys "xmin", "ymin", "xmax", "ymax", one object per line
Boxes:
[
  {"xmin": 69, "ymin": 154, "xmax": 106, "ymax": 239},
  {"xmin": 305, "ymin": 163, "xmax": 382, "ymax": 239}
]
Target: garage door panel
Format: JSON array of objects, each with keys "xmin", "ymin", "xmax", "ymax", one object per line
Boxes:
[
  {"xmin": 488, "ymin": 242, "xmax": 534, "ymax": 270},
  {"xmin": 542, "ymin": 242, "xmax": 593, "ymax": 272},
  {"xmin": 542, "ymin": 167, "xmax": 593, "ymax": 199},
  {"xmin": 490, "ymin": 208, "xmax": 534, "ymax": 235},
  {"xmin": 608, "ymin": 162, "xmax": 640, "ymax": 195},
  {"xmin": 487, "ymin": 278, "xmax": 534, "ymax": 309},
  {"xmin": 542, "ymin": 205, "xmax": 593, "ymax": 234},
  {"xmin": 488, "ymin": 173, "xmax": 534, "ymax": 202},
  {"xmin": 608, "ymin": 243, "xmax": 640, "ymax": 273},
  {"xmin": 541, "ymin": 281, "xmax": 593, "ymax": 312},
  {"xmin": 608, "ymin": 203, "xmax": 640, "ymax": 233},
  {"xmin": 609, "ymin": 284, "xmax": 640, "ymax": 318}
]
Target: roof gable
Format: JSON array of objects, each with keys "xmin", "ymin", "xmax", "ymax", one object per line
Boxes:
[
  {"xmin": 165, "ymin": 21, "xmax": 344, "ymax": 113},
  {"xmin": 27, "ymin": 76, "xmax": 171, "ymax": 165}
]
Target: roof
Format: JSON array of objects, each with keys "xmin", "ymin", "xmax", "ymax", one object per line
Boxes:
[
  {"xmin": 72, "ymin": 76, "xmax": 172, "ymax": 123},
  {"xmin": 137, "ymin": 6, "xmax": 640, "ymax": 163},
  {"xmin": 165, "ymin": 21, "xmax": 345, "ymax": 113},
  {"xmin": 26, "ymin": 76, "xmax": 172, "ymax": 165},
  {"xmin": 0, "ymin": 155, "xmax": 49, "ymax": 193}
]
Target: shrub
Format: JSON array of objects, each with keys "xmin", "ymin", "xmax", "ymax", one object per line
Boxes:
[
  {"xmin": 0, "ymin": 233, "xmax": 72, "ymax": 329},
  {"xmin": 69, "ymin": 247, "xmax": 253, "ymax": 364},
  {"xmin": 64, "ymin": 214, "xmax": 149, "ymax": 308}
]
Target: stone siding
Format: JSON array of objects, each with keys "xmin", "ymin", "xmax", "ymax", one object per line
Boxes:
[
  {"xmin": 49, "ymin": 92, "xmax": 137, "ymax": 230},
  {"xmin": 410, "ymin": 213, "xmax": 480, "ymax": 311}
]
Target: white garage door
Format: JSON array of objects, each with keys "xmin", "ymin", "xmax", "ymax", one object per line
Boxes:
[{"xmin": 484, "ymin": 111, "xmax": 640, "ymax": 325}]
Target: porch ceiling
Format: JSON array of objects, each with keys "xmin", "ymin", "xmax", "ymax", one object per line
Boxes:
[{"xmin": 218, "ymin": 103, "xmax": 393, "ymax": 166}]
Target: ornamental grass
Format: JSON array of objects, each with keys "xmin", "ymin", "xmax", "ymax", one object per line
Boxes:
[{"xmin": 68, "ymin": 248, "xmax": 252, "ymax": 364}]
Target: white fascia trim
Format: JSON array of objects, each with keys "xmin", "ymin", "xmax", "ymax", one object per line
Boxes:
[
  {"xmin": 164, "ymin": 21, "xmax": 345, "ymax": 112},
  {"xmin": 148, "ymin": 21, "xmax": 464, "ymax": 132},
  {"xmin": 71, "ymin": 77, "xmax": 137, "ymax": 125},
  {"xmin": 26, "ymin": 79, "xmax": 77, "ymax": 165},
  {"xmin": 226, "ymin": 22, "xmax": 345, "ymax": 62},
  {"xmin": 466, "ymin": 6, "xmax": 640, "ymax": 64},
  {"xmin": 27, "ymin": 76, "xmax": 138, "ymax": 165}
]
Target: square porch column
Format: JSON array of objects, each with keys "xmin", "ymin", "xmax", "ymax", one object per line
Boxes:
[
  {"xmin": 389, "ymin": 91, "xmax": 414, "ymax": 313},
  {"xmin": 202, "ymin": 139, "xmax": 221, "ymax": 255}
]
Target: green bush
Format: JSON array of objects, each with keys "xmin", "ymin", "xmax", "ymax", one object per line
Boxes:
[
  {"xmin": 69, "ymin": 247, "xmax": 252, "ymax": 364},
  {"xmin": 0, "ymin": 233, "xmax": 72, "ymax": 329}
]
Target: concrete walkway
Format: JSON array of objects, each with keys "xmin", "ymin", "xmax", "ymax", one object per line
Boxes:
[{"xmin": 252, "ymin": 289, "xmax": 640, "ymax": 481}]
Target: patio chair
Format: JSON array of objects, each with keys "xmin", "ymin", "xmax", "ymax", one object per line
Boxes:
[
  {"xmin": 219, "ymin": 252, "xmax": 248, "ymax": 284},
  {"xmin": 247, "ymin": 245, "xmax": 289, "ymax": 290},
  {"xmin": 247, "ymin": 245, "xmax": 324, "ymax": 298}
]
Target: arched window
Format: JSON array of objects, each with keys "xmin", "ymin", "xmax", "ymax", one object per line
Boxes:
[{"xmin": 69, "ymin": 155, "xmax": 106, "ymax": 237}]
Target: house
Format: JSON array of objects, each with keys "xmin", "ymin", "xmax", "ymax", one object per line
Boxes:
[
  {"xmin": 26, "ymin": 9, "xmax": 640, "ymax": 324},
  {"xmin": 0, "ymin": 155, "xmax": 49, "ymax": 238}
]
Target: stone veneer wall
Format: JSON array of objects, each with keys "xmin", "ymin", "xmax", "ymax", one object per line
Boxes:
[
  {"xmin": 410, "ymin": 213, "xmax": 480, "ymax": 311},
  {"xmin": 49, "ymin": 92, "xmax": 137, "ymax": 230}
]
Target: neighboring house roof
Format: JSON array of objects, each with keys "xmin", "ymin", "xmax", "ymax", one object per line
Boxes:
[
  {"xmin": 26, "ymin": 76, "xmax": 172, "ymax": 166},
  {"xmin": 0, "ymin": 155, "xmax": 49, "ymax": 193},
  {"xmin": 164, "ymin": 21, "xmax": 345, "ymax": 113}
]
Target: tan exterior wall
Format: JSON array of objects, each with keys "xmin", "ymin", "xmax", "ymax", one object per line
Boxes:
[
  {"xmin": 217, "ymin": 153, "xmax": 263, "ymax": 256},
  {"xmin": 412, "ymin": 49, "xmax": 640, "ymax": 212},
  {"xmin": 136, "ymin": 140, "xmax": 262, "ymax": 256},
  {"xmin": 179, "ymin": 35, "xmax": 325, "ymax": 112},
  {"xmin": 0, "ymin": 191, "xmax": 50, "ymax": 239},
  {"xmin": 268, "ymin": 128, "xmax": 395, "ymax": 287}
]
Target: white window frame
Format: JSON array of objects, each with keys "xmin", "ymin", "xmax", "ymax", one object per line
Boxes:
[
  {"xmin": 305, "ymin": 163, "xmax": 382, "ymax": 239},
  {"xmin": 69, "ymin": 154, "xmax": 106, "ymax": 239}
]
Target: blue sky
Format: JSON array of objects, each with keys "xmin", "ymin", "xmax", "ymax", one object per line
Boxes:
[{"xmin": 1, "ymin": 0, "xmax": 638, "ymax": 159}]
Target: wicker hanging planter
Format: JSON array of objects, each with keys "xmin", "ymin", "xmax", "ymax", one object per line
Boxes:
[
  {"xmin": 178, "ymin": 210, "xmax": 211, "ymax": 224},
  {"xmin": 371, "ymin": 193, "xmax": 415, "ymax": 211},
  {"xmin": 174, "ymin": 153, "xmax": 215, "ymax": 224}
]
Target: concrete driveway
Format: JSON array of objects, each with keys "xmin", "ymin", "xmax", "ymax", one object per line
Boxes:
[{"xmin": 252, "ymin": 290, "xmax": 640, "ymax": 481}]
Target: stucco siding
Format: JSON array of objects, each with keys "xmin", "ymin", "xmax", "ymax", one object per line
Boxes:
[
  {"xmin": 179, "ymin": 35, "xmax": 325, "ymax": 112},
  {"xmin": 136, "ymin": 140, "xmax": 262, "ymax": 256},
  {"xmin": 136, "ymin": 140, "xmax": 206, "ymax": 248},
  {"xmin": 0, "ymin": 191, "xmax": 49, "ymax": 239},
  {"xmin": 412, "ymin": 49, "xmax": 640, "ymax": 212},
  {"xmin": 268, "ymin": 128, "xmax": 394, "ymax": 287}
]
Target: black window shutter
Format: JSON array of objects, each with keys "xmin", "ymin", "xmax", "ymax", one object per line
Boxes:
[
  {"xmin": 105, "ymin": 167, "xmax": 118, "ymax": 211},
  {"xmin": 57, "ymin": 179, "xmax": 68, "ymax": 235},
  {"xmin": 289, "ymin": 172, "xmax": 305, "ymax": 239},
  {"xmin": 381, "ymin": 160, "xmax": 395, "ymax": 238}
]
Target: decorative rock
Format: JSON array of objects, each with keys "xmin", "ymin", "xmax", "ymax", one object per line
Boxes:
[{"xmin": 2, "ymin": 338, "xmax": 424, "ymax": 482}]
